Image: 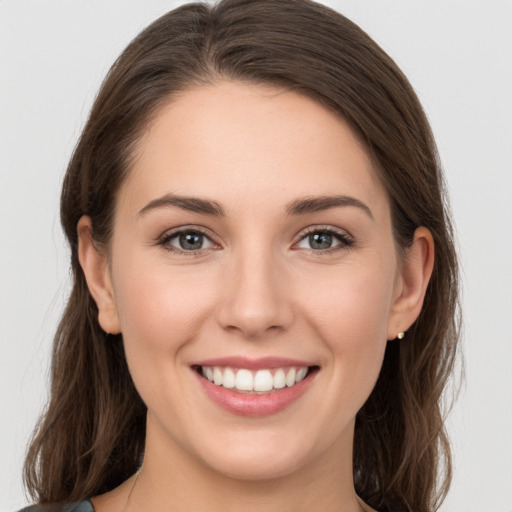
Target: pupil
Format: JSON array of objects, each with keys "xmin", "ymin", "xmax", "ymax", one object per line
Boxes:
[
  {"xmin": 180, "ymin": 232, "xmax": 203, "ymax": 250},
  {"xmin": 310, "ymin": 232, "xmax": 332, "ymax": 250}
]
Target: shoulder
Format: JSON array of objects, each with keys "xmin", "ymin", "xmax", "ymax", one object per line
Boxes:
[{"xmin": 17, "ymin": 501, "xmax": 95, "ymax": 512}]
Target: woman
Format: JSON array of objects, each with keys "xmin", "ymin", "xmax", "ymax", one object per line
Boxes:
[{"xmin": 21, "ymin": 0, "xmax": 459, "ymax": 511}]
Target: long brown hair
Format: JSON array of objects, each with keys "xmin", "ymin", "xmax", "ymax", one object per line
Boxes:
[{"xmin": 24, "ymin": 1, "xmax": 460, "ymax": 511}]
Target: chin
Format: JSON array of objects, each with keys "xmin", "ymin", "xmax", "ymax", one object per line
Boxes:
[{"xmin": 188, "ymin": 424, "xmax": 332, "ymax": 483}]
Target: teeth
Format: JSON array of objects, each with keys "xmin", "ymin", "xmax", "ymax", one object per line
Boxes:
[
  {"xmin": 285, "ymin": 368, "xmax": 296, "ymax": 387},
  {"xmin": 235, "ymin": 369, "xmax": 253, "ymax": 391},
  {"xmin": 273, "ymin": 369, "xmax": 286, "ymax": 389},
  {"xmin": 223, "ymin": 368, "xmax": 235, "ymax": 388},
  {"xmin": 213, "ymin": 367, "xmax": 223, "ymax": 385},
  {"xmin": 253, "ymin": 370, "xmax": 273, "ymax": 392},
  {"xmin": 201, "ymin": 366, "xmax": 310, "ymax": 392},
  {"xmin": 296, "ymin": 367, "xmax": 308, "ymax": 382}
]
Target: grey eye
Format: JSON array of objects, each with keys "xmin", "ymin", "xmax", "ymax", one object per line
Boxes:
[
  {"xmin": 295, "ymin": 228, "xmax": 354, "ymax": 252},
  {"xmin": 297, "ymin": 231, "xmax": 342, "ymax": 250},
  {"xmin": 308, "ymin": 232, "xmax": 334, "ymax": 250},
  {"xmin": 178, "ymin": 232, "xmax": 205, "ymax": 250},
  {"xmin": 164, "ymin": 230, "xmax": 215, "ymax": 251}
]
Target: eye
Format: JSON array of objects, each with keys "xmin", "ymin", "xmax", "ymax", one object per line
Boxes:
[
  {"xmin": 295, "ymin": 228, "xmax": 353, "ymax": 252},
  {"xmin": 159, "ymin": 229, "xmax": 217, "ymax": 253}
]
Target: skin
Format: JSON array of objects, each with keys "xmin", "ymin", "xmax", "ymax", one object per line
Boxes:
[{"xmin": 78, "ymin": 81, "xmax": 434, "ymax": 512}]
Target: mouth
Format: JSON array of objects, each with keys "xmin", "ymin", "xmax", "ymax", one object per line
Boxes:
[
  {"xmin": 191, "ymin": 358, "xmax": 319, "ymax": 416},
  {"xmin": 193, "ymin": 365, "xmax": 317, "ymax": 394}
]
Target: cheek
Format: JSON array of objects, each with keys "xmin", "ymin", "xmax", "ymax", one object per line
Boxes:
[
  {"xmin": 110, "ymin": 259, "xmax": 218, "ymax": 417},
  {"xmin": 305, "ymin": 261, "xmax": 394, "ymax": 341},
  {"xmin": 300, "ymin": 260, "xmax": 395, "ymax": 395},
  {"xmin": 111, "ymin": 256, "xmax": 216, "ymax": 359}
]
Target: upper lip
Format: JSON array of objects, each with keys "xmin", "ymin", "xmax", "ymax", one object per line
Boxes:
[{"xmin": 193, "ymin": 356, "xmax": 316, "ymax": 370}]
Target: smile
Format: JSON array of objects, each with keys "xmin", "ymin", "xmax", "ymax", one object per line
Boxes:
[
  {"xmin": 192, "ymin": 357, "xmax": 319, "ymax": 416},
  {"xmin": 200, "ymin": 366, "xmax": 309, "ymax": 393}
]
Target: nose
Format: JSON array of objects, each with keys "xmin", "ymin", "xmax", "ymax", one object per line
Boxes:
[{"xmin": 215, "ymin": 249, "xmax": 294, "ymax": 339}]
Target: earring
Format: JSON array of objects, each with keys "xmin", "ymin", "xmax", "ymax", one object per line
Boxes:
[{"xmin": 397, "ymin": 332, "xmax": 405, "ymax": 340}]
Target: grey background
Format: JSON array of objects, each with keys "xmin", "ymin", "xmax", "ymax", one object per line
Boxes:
[{"xmin": 1, "ymin": 1, "xmax": 511, "ymax": 510}]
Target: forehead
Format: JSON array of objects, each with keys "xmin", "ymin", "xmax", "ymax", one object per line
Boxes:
[{"xmin": 120, "ymin": 80, "xmax": 388, "ymax": 217}]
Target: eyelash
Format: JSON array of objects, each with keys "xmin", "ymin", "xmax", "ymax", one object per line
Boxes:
[
  {"xmin": 157, "ymin": 227, "xmax": 217, "ymax": 256},
  {"xmin": 157, "ymin": 226, "xmax": 354, "ymax": 255},
  {"xmin": 295, "ymin": 226, "xmax": 354, "ymax": 253}
]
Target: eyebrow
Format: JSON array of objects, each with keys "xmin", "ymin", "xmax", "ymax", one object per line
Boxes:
[
  {"xmin": 137, "ymin": 193, "xmax": 373, "ymax": 220},
  {"xmin": 286, "ymin": 195, "xmax": 374, "ymax": 219},
  {"xmin": 138, "ymin": 194, "xmax": 225, "ymax": 217}
]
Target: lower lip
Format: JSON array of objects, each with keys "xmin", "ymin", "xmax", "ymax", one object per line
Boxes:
[{"xmin": 194, "ymin": 369, "xmax": 317, "ymax": 417}]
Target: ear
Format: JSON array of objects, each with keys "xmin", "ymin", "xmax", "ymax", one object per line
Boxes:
[
  {"xmin": 387, "ymin": 227, "xmax": 434, "ymax": 340},
  {"xmin": 77, "ymin": 216, "xmax": 121, "ymax": 335}
]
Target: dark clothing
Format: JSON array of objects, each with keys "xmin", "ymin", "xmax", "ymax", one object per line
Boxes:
[{"xmin": 18, "ymin": 501, "xmax": 94, "ymax": 512}]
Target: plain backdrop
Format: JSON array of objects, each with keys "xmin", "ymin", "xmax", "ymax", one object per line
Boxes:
[{"xmin": 1, "ymin": 1, "xmax": 511, "ymax": 511}]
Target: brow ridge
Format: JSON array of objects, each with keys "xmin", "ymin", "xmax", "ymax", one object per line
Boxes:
[
  {"xmin": 138, "ymin": 194, "xmax": 225, "ymax": 217},
  {"xmin": 138, "ymin": 193, "xmax": 372, "ymax": 219},
  {"xmin": 286, "ymin": 195, "xmax": 373, "ymax": 219}
]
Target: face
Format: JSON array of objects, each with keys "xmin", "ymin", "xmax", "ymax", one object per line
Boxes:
[{"xmin": 87, "ymin": 81, "xmax": 411, "ymax": 481}]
